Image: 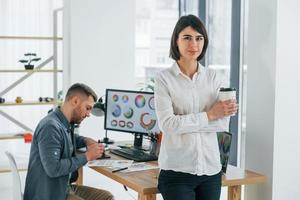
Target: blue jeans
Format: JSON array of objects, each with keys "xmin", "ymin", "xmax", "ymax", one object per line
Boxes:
[{"xmin": 158, "ymin": 170, "xmax": 222, "ymax": 200}]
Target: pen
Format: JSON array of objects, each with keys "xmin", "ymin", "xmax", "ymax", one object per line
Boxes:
[
  {"xmin": 112, "ymin": 167, "xmax": 128, "ymax": 173},
  {"xmin": 97, "ymin": 140, "xmax": 111, "ymax": 159}
]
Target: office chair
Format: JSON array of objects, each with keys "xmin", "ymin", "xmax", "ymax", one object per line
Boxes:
[{"xmin": 5, "ymin": 151, "xmax": 23, "ymax": 200}]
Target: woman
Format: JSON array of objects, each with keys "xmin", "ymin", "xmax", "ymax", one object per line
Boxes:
[{"xmin": 154, "ymin": 15, "xmax": 238, "ymax": 200}]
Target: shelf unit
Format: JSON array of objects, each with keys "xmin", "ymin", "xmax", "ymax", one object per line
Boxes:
[
  {"xmin": 0, "ymin": 36, "xmax": 63, "ymax": 40},
  {"xmin": 0, "ymin": 69, "xmax": 63, "ymax": 73},
  {"xmin": 0, "ymin": 8, "xmax": 63, "ymax": 134},
  {"xmin": 0, "ymin": 133, "xmax": 24, "ymax": 140},
  {"xmin": 0, "ymin": 101, "xmax": 62, "ymax": 106}
]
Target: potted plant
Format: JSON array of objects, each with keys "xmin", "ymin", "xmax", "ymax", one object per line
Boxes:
[
  {"xmin": 137, "ymin": 77, "xmax": 155, "ymax": 92},
  {"xmin": 19, "ymin": 53, "xmax": 41, "ymax": 70}
]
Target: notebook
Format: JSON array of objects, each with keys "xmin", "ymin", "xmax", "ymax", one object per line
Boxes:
[{"xmin": 217, "ymin": 131, "xmax": 232, "ymax": 173}]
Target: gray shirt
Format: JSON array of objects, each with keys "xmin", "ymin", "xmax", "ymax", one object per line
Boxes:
[{"xmin": 24, "ymin": 107, "xmax": 87, "ymax": 200}]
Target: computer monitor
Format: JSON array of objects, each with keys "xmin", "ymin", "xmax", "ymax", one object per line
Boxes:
[{"xmin": 104, "ymin": 89, "xmax": 160, "ymax": 148}]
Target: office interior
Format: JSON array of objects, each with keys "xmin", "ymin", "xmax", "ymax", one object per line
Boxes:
[{"xmin": 0, "ymin": 0, "xmax": 299, "ymax": 199}]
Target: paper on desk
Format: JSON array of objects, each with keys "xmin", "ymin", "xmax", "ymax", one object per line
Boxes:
[
  {"xmin": 88, "ymin": 159, "xmax": 133, "ymax": 168},
  {"xmin": 122, "ymin": 162, "xmax": 158, "ymax": 173}
]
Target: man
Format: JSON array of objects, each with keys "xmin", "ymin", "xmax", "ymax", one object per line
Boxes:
[{"xmin": 24, "ymin": 83, "xmax": 114, "ymax": 200}]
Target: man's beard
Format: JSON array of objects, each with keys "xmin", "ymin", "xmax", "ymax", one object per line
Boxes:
[{"xmin": 71, "ymin": 107, "xmax": 83, "ymax": 124}]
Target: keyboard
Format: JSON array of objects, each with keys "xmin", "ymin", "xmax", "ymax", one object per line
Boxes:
[{"xmin": 110, "ymin": 148, "xmax": 158, "ymax": 162}]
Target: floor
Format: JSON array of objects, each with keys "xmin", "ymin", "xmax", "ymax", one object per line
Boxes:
[{"xmin": 0, "ymin": 139, "xmax": 229, "ymax": 200}]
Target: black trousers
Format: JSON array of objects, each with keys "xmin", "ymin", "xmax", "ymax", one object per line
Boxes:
[{"xmin": 158, "ymin": 170, "xmax": 222, "ymax": 200}]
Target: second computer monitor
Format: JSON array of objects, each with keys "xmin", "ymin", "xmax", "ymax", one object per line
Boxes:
[{"xmin": 104, "ymin": 89, "xmax": 160, "ymax": 135}]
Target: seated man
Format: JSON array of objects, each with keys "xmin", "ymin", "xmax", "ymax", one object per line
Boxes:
[{"xmin": 24, "ymin": 83, "xmax": 114, "ymax": 200}]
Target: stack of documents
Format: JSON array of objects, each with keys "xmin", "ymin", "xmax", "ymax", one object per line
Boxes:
[
  {"xmin": 88, "ymin": 160, "xmax": 133, "ymax": 169},
  {"xmin": 88, "ymin": 159, "xmax": 158, "ymax": 172}
]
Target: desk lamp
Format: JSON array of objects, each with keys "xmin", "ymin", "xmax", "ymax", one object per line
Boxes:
[{"xmin": 92, "ymin": 97, "xmax": 114, "ymax": 145}]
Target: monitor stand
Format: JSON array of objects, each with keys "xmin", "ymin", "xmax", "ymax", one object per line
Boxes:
[
  {"xmin": 133, "ymin": 133, "xmax": 143, "ymax": 149},
  {"xmin": 100, "ymin": 130, "xmax": 114, "ymax": 145},
  {"xmin": 101, "ymin": 137, "xmax": 114, "ymax": 145}
]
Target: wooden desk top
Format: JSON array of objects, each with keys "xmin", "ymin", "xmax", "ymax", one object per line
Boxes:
[
  {"xmin": 89, "ymin": 152, "xmax": 267, "ymax": 195},
  {"xmin": 90, "ymin": 164, "xmax": 159, "ymax": 195},
  {"xmin": 222, "ymin": 165, "xmax": 267, "ymax": 186}
]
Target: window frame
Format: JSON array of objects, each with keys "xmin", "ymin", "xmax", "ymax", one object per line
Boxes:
[{"xmin": 180, "ymin": 0, "xmax": 243, "ymax": 166}]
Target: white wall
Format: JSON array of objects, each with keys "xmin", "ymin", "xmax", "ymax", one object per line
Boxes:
[
  {"xmin": 245, "ymin": 0, "xmax": 300, "ymax": 199},
  {"xmin": 273, "ymin": 0, "xmax": 300, "ymax": 199},
  {"xmin": 64, "ymin": 0, "xmax": 135, "ymax": 141},
  {"xmin": 63, "ymin": 1, "xmax": 141, "ymax": 199}
]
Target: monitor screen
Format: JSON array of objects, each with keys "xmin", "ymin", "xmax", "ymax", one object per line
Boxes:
[{"xmin": 104, "ymin": 89, "xmax": 160, "ymax": 135}]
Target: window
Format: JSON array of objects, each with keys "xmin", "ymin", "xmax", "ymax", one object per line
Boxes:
[
  {"xmin": 207, "ymin": 0, "xmax": 232, "ymax": 87},
  {"xmin": 135, "ymin": 0, "xmax": 179, "ymax": 82},
  {"xmin": 136, "ymin": 0, "xmax": 244, "ymax": 166},
  {"xmin": 205, "ymin": 0, "xmax": 243, "ymax": 166},
  {"xmin": 179, "ymin": 0, "xmax": 198, "ymax": 16},
  {"xmin": 0, "ymin": 0, "xmax": 63, "ymax": 133}
]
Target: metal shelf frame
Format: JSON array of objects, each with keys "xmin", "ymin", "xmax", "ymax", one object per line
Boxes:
[
  {"xmin": 0, "ymin": 69, "xmax": 63, "ymax": 73},
  {"xmin": 0, "ymin": 36, "xmax": 63, "ymax": 40},
  {"xmin": 0, "ymin": 8, "xmax": 63, "ymax": 133}
]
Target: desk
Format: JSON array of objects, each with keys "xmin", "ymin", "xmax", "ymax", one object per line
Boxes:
[{"xmin": 87, "ymin": 152, "xmax": 267, "ymax": 200}]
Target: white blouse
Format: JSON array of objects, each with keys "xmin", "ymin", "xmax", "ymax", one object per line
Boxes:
[{"xmin": 154, "ymin": 62, "xmax": 229, "ymax": 176}]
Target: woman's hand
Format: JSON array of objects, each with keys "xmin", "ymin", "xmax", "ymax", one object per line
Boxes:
[{"xmin": 207, "ymin": 99, "xmax": 238, "ymax": 121}]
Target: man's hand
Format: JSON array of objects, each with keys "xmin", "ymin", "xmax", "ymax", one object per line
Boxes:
[
  {"xmin": 84, "ymin": 137, "xmax": 98, "ymax": 147},
  {"xmin": 85, "ymin": 143, "xmax": 105, "ymax": 161},
  {"xmin": 207, "ymin": 99, "xmax": 238, "ymax": 121}
]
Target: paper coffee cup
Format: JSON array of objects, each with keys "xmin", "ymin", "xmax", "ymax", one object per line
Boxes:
[
  {"xmin": 219, "ymin": 88, "xmax": 236, "ymax": 116},
  {"xmin": 218, "ymin": 88, "xmax": 236, "ymax": 101}
]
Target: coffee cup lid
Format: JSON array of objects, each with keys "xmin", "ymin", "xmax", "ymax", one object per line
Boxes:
[{"xmin": 219, "ymin": 87, "xmax": 236, "ymax": 92}]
